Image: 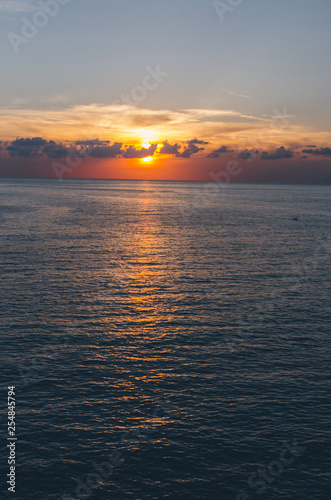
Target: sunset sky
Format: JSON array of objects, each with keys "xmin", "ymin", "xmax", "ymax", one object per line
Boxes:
[{"xmin": 1, "ymin": 0, "xmax": 331, "ymax": 182}]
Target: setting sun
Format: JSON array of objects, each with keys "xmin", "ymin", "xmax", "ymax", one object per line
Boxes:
[{"xmin": 141, "ymin": 156, "xmax": 153, "ymax": 163}]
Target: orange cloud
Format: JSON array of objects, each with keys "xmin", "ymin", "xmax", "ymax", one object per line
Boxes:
[{"xmin": 1, "ymin": 103, "xmax": 330, "ymax": 152}]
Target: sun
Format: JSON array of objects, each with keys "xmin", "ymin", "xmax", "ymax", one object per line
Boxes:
[{"xmin": 141, "ymin": 156, "xmax": 153, "ymax": 163}]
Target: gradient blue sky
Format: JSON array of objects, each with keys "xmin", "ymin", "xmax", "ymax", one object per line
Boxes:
[{"xmin": 1, "ymin": 0, "xmax": 331, "ymax": 180}]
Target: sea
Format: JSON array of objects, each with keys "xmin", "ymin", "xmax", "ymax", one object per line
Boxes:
[{"xmin": 0, "ymin": 178, "xmax": 330, "ymax": 500}]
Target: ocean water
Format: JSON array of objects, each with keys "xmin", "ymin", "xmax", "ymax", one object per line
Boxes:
[{"xmin": 0, "ymin": 178, "xmax": 330, "ymax": 500}]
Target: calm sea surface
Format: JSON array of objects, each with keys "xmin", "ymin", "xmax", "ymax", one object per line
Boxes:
[{"xmin": 0, "ymin": 179, "xmax": 330, "ymax": 500}]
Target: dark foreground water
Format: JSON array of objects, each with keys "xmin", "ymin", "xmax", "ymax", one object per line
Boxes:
[{"xmin": 0, "ymin": 179, "xmax": 330, "ymax": 500}]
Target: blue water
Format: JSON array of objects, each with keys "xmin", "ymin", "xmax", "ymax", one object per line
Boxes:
[{"xmin": 0, "ymin": 179, "xmax": 330, "ymax": 500}]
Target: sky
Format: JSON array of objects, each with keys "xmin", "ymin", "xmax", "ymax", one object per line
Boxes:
[{"xmin": 0, "ymin": 0, "xmax": 331, "ymax": 182}]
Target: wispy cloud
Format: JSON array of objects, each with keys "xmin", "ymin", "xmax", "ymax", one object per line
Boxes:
[
  {"xmin": 221, "ymin": 90, "xmax": 251, "ymax": 99},
  {"xmin": 0, "ymin": 103, "xmax": 267, "ymax": 141},
  {"xmin": 0, "ymin": 103, "xmax": 328, "ymax": 151}
]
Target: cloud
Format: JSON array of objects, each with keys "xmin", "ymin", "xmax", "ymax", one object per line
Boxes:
[
  {"xmin": 178, "ymin": 147, "xmax": 196, "ymax": 158},
  {"xmin": 6, "ymin": 137, "xmax": 48, "ymax": 158},
  {"xmin": 1, "ymin": 136, "xmax": 204, "ymax": 161},
  {"xmin": 159, "ymin": 141, "xmax": 181, "ymax": 155},
  {"xmin": 221, "ymin": 90, "xmax": 251, "ymax": 99},
  {"xmin": 89, "ymin": 142, "xmax": 123, "ymax": 158},
  {"xmin": 5, "ymin": 137, "xmax": 79, "ymax": 160},
  {"xmin": 123, "ymin": 144, "xmax": 157, "ymax": 159},
  {"xmin": 207, "ymin": 146, "xmax": 234, "ymax": 158},
  {"xmin": 3, "ymin": 134, "xmax": 329, "ymax": 169},
  {"xmin": 188, "ymin": 138, "xmax": 209, "ymax": 145},
  {"xmin": 129, "ymin": 113, "xmax": 173, "ymax": 127},
  {"xmin": 2, "ymin": 137, "xmax": 125, "ymax": 160},
  {"xmin": 302, "ymin": 147, "xmax": 331, "ymax": 157},
  {"xmin": 177, "ymin": 142, "xmax": 205, "ymax": 158},
  {"xmin": 76, "ymin": 139, "xmax": 110, "ymax": 146},
  {"xmin": 1, "ymin": 103, "xmax": 327, "ymax": 150},
  {"xmin": 261, "ymin": 146, "xmax": 294, "ymax": 160},
  {"xmin": 42, "ymin": 141, "xmax": 71, "ymax": 159},
  {"xmin": 238, "ymin": 149, "xmax": 259, "ymax": 160}
]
